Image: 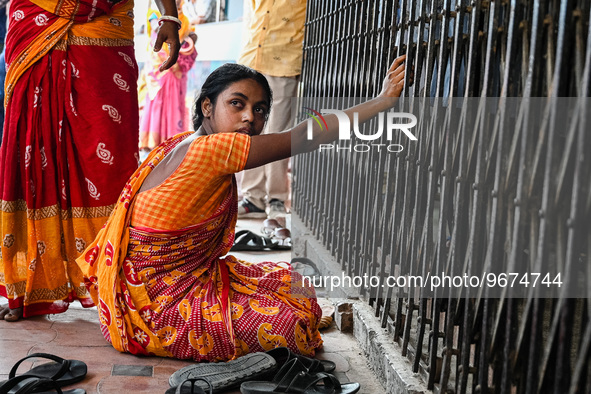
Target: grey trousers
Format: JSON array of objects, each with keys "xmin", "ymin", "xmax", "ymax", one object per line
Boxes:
[{"xmin": 241, "ymin": 74, "xmax": 298, "ymax": 209}]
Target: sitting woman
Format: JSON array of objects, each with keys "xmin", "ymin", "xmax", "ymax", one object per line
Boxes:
[{"xmin": 76, "ymin": 56, "xmax": 405, "ymax": 361}]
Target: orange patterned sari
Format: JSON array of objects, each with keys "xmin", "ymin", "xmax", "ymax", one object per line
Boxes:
[
  {"xmin": 76, "ymin": 132, "xmax": 323, "ymax": 361},
  {"xmin": 0, "ymin": 0, "xmax": 139, "ymax": 316}
]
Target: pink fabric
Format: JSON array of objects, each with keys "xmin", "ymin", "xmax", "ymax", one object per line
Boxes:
[{"xmin": 139, "ymin": 41, "xmax": 197, "ymax": 149}]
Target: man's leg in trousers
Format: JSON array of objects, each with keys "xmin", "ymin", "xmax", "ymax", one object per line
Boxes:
[
  {"xmin": 241, "ymin": 165, "xmax": 267, "ymax": 210},
  {"xmin": 241, "ymin": 74, "xmax": 299, "ymax": 209}
]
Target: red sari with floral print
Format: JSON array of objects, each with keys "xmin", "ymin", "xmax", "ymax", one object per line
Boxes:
[
  {"xmin": 76, "ymin": 132, "xmax": 323, "ymax": 361},
  {"xmin": 0, "ymin": 0, "xmax": 139, "ymax": 317}
]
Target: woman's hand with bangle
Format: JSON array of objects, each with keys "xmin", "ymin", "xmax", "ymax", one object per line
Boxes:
[
  {"xmin": 153, "ymin": 0, "xmax": 181, "ymax": 71},
  {"xmin": 153, "ymin": 19, "xmax": 180, "ymax": 71}
]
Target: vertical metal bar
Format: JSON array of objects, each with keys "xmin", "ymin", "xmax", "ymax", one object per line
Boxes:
[
  {"xmin": 567, "ymin": 5, "xmax": 591, "ymax": 391},
  {"xmin": 336, "ymin": 0, "xmax": 355, "ymax": 269},
  {"xmin": 328, "ymin": 0, "xmax": 347, "ymax": 259},
  {"xmin": 294, "ymin": 0, "xmax": 589, "ymax": 392},
  {"xmin": 379, "ymin": 0, "xmax": 403, "ymax": 327},
  {"xmin": 432, "ymin": 1, "xmax": 456, "ymax": 389},
  {"xmin": 374, "ymin": 0, "xmax": 397, "ymax": 317}
]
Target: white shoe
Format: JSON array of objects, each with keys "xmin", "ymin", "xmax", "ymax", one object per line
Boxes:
[{"xmin": 267, "ymin": 199, "xmax": 287, "ymax": 220}]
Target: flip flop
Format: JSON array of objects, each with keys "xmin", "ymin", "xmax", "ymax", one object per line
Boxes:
[
  {"xmin": 2, "ymin": 353, "xmax": 87, "ymax": 391},
  {"xmin": 168, "ymin": 352, "xmax": 277, "ymax": 393},
  {"xmin": 265, "ymin": 347, "xmax": 336, "ymax": 374},
  {"xmin": 290, "ymin": 258, "xmax": 320, "ymax": 277},
  {"xmin": 270, "ymin": 228, "xmax": 291, "ymax": 250},
  {"xmin": 165, "ymin": 377, "xmax": 212, "ymax": 394},
  {"xmin": 0, "ymin": 375, "xmax": 86, "ymax": 394},
  {"xmin": 240, "ymin": 359, "xmax": 360, "ymax": 394},
  {"xmin": 261, "ymin": 219, "xmax": 282, "ymax": 236},
  {"xmin": 231, "ymin": 231, "xmax": 291, "ymax": 251},
  {"xmin": 231, "ymin": 230, "xmax": 270, "ymax": 251}
]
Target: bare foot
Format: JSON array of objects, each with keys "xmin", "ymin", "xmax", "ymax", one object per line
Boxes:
[
  {"xmin": 0, "ymin": 304, "xmax": 23, "ymax": 321},
  {"xmin": 0, "ymin": 304, "xmax": 9, "ymax": 319}
]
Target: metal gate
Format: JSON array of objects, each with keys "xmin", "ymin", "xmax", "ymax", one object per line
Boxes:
[{"xmin": 293, "ymin": 0, "xmax": 591, "ymax": 392}]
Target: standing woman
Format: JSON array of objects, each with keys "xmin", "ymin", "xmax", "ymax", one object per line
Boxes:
[
  {"xmin": 138, "ymin": 1, "xmax": 197, "ymax": 156},
  {"xmin": 0, "ymin": 0, "xmax": 180, "ymax": 321}
]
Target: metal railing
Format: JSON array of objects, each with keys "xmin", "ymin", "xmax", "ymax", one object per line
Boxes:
[{"xmin": 293, "ymin": 0, "xmax": 590, "ymax": 392}]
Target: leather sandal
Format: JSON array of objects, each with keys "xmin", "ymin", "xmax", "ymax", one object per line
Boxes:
[
  {"xmin": 266, "ymin": 347, "xmax": 336, "ymax": 374},
  {"xmin": 0, "ymin": 353, "xmax": 87, "ymax": 392},
  {"xmin": 240, "ymin": 359, "xmax": 360, "ymax": 394},
  {"xmin": 261, "ymin": 219, "xmax": 281, "ymax": 236},
  {"xmin": 0, "ymin": 375, "xmax": 86, "ymax": 394},
  {"xmin": 230, "ymin": 230, "xmax": 290, "ymax": 251}
]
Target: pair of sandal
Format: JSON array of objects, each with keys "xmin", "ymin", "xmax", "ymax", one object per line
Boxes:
[
  {"xmin": 168, "ymin": 347, "xmax": 359, "ymax": 393},
  {"xmin": 0, "ymin": 353, "xmax": 87, "ymax": 394},
  {"xmin": 240, "ymin": 357, "xmax": 359, "ymax": 394},
  {"xmin": 230, "ymin": 230, "xmax": 291, "ymax": 251},
  {"xmin": 260, "ymin": 219, "xmax": 291, "ymax": 242}
]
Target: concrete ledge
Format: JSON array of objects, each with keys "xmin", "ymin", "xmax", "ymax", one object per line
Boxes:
[
  {"xmin": 353, "ymin": 302, "xmax": 428, "ymax": 394},
  {"xmin": 292, "ymin": 214, "xmax": 360, "ymax": 299},
  {"xmin": 292, "ymin": 213, "xmax": 429, "ymax": 394}
]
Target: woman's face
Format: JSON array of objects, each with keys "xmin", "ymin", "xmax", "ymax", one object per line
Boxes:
[{"xmin": 201, "ymin": 79, "xmax": 269, "ymax": 137}]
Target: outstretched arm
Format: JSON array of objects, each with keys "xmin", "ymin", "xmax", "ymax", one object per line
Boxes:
[
  {"xmin": 153, "ymin": 0, "xmax": 181, "ymax": 71},
  {"xmin": 245, "ymin": 55, "xmax": 406, "ymax": 169}
]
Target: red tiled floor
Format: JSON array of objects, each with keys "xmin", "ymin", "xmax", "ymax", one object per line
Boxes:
[{"xmin": 0, "ymin": 217, "xmax": 382, "ymax": 393}]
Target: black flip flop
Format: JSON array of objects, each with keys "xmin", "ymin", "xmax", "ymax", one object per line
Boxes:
[
  {"xmin": 231, "ymin": 231, "xmax": 290, "ymax": 251},
  {"xmin": 0, "ymin": 375, "xmax": 86, "ymax": 394},
  {"xmin": 168, "ymin": 352, "xmax": 277, "ymax": 393},
  {"xmin": 240, "ymin": 359, "xmax": 360, "ymax": 394},
  {"xmin": 266, "ymin": 347, "xmax": 336, "ymax": 374},
  {"xmin": 165, "ymin": 377, "xmax": 212, "ymax": 394},
  {"xmin": 231, "ymin": 230, "xmax": 269, "ymax": 251},
  {"xmin": 2, "ymin": 353, "xmax": 87, "ymax": 391}
]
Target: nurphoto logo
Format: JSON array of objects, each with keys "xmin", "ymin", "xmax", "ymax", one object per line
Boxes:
[
  {"xmin": 303, "ymin": 107, "xmax": 328, "ymax": 131},
  {"xmin": 304, "ymin": 108, "xmax": 418, "ymax": 153}
]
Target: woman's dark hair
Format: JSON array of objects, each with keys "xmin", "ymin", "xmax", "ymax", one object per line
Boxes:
[{"xmin": 193, "ymin": 63, "xmax": 273, "ymax": 130}]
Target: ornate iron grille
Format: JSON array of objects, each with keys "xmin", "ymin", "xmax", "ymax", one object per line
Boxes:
[{"xmin": 293, "ymin": 0, "xmax": 591, "ymax": 392}]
